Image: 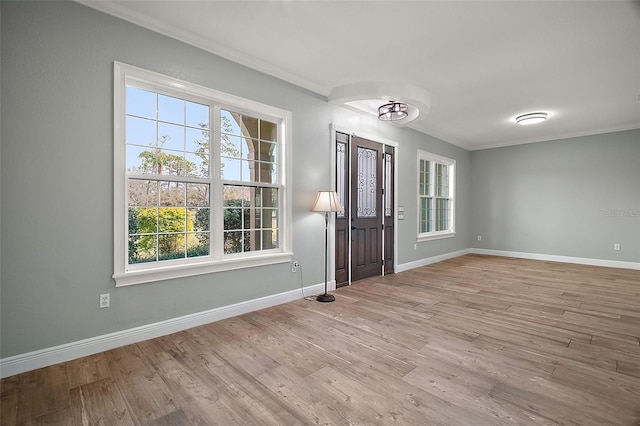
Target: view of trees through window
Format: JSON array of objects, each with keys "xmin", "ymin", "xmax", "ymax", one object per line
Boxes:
[
  {"xmin": 220, "ymin": 109, "xmax": 279, "ymax": 255},
  {"xmin": 125, "ymin": 87, "xmax": 279, "ymax": 264}
]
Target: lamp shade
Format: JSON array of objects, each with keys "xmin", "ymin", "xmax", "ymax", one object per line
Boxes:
[{"xmin": 311, "ymin": 191, "xmax": 343, "ymax": 213}]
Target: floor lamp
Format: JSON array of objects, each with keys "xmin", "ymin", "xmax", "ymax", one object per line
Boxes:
[{"xmin": 311, "ymin": 191, "xmax": 343, "ymax": 302}]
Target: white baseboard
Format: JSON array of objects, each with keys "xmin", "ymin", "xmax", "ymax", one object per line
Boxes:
[
  {"xmin": 470, "ymin": 248, "xmax": 640, "ymax": 270},
  {"xmin": 0, "ymin": 282, "xmax": 325, "ymax": 379},
  {"xmin": 395, "ymin": 248, "xmax": 471, "ymax": 273}
]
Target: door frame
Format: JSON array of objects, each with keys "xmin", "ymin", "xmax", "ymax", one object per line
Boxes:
[{"xmin": 330, "ymin": 124, "xmax": 399, "ymax": 286}]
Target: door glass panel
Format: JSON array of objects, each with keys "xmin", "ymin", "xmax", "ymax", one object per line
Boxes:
[
  {"xmin": 357, "ymin": 147, "xmax": 377, "ymax": 218},
  {"xmin": 336, "ymin": 141, "xmax": 346, "ymax": 218},
  {"xmin": 385, "ymin": 153, "xmax": 392, "ymax": 217}
]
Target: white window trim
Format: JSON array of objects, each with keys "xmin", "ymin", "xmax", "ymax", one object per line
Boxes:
[
  {"xmin": 416, "ymin": 150, "xmax": 456, "ymax": 242},
  {"xmin": 113, "ymin": 62, "xmax": 292, "ymax": 286}
]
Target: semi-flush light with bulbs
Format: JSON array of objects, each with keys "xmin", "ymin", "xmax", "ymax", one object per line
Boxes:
[
  {"xmin": 515, "ymin": 112, "xmax": 548, "ymax": 125},
  {"xmin": 328, "ymin": 82, "xmax": 431, "ymax": 126},
  {"xmin": 378, "ymin": 101, "xmax": 408, "ymax": 121}
]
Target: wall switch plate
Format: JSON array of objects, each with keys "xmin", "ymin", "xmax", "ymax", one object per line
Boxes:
[{"xmin": 99, "ymin": 293, "xmax": 110, "ymax": 308}]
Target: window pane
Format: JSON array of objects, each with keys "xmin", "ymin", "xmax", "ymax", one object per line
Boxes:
[
  {"xmin": 187, "ymin": 232, "xmax": 209, "ymax": 257},
  {"xmin": 244, "ymin": 138, "xmax": 259, "ymax": 159},
  {"xmin": 186, "ymin": 127, "xmax": 208, "ymax": 153},
  {"xmin": 186, "ymin": 101, "xmax": 209, "ymax": 129},
  {"xmin": 126, "ymin": 87, "xmax": 156, "ymax": 119},
  {"xmin": 243, "ymin": 208, "xmax": 252, "ymax": 229},
  {"xmin": 160, "ymin": 182, "xmax": 185, "ymax": 207},
  {"xmin": 436, "ymin": 199, "xmax": 450, "ymax": 231},
  {"xmin": 221, "ymin": 110, "xmax": 241, "ymax": 136},
  {"xmin": 187, "ymin": 183, "xmax": 209, "ymax": 207},
  {"xmin": 419, "ymin": 197, "xmax": 433, "ymax": 233},
  {"xmin": 262, "ymin": 229, "xmax": 278, "ymax": 250},
  {"xmin": 262, "ymin": 188, "xmax": 278, "ymax": 207},
  {"xmin": 242, "ymin": 115, "xmax": 259, "ymax": 138},
  {"xmin": 260, "ymin": 141, "xmax": 277, "ymax": 163},
  {"xmin": 221, "ymin": 135, "xmax": 241, "ymax": 159},
  {"xmin": 130, "ymin": 235, "xmax": 157, "ymax": 264},
  {"xmin": 252, "ymin": 208, "xmax": 262, "ymax": 228},
  {"xmin": 191, "ymin": 208, "xmax": 210, "ymax": 231},
  {"xmin": 221, "ymin": 157, "xmax": 241, "ymax": 181},
  {"xmin": 158, "ymin": 94, "xmax": 185, "ymax": 125},
  {"xmin": 436, "ymin": 163, "xmax": 449, "ymax": 197},
  {"xmin": 127, "ymin": 146, "xmax": 157, "ymax": 174},
  {"xmin": 158, "ymin": 207, "xmax": 187, "ymax": 233},
  {"xmin": 185, "ymin": 152, "xmax": 209, "ymax": 178},
  {"xmin": 419, "ymin": 159, "xmax": 430, "ymax": 196},
  {"xmin": 241, "ymin": 159, "xmax": 251, "ymax": 182},
  {"xmin": 224, "ymin": 207, "xmax": 243, "ymax": 230},
  {"xmin": 258, "ymin": 162, "xmax": 276, "ymax": 184},
  {"xmin": 224, "ymin": 231, "xmax": 243, "ymax": 254},
  {"xmin": 245, "ymin": 230, "xmax": 258, "ymax": 252},
  {"xmin": 262, "ymin": 208, "xmax": 277, "ymax": 229},
  {"xmin": 128, "ymin": 180, "xmax": 158, "ymax": 207},
  {"xmin": 158, "ymin": 234, "xmax": 185, "ymax": 260},
  {"xmin": 157, "ymin": 149, "xmax": 185, "ymax": 176},
  {"xmin": 126, "ymin": 116, "xmax": 156, "ymax": 147},
  {"xmin": 137, "ymin": 208, "xmax": 158, "ymax": 233},
  {"xmin": 260, "ymin": 120, "xmax": 277, "ymax": 141},
  {"xmin": 158, "ymin": 122, "xmax": 185, "ymax": 151}
]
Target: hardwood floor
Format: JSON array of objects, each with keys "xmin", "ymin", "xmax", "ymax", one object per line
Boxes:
[{"xmin": 1, "ymin": 254, "xmax": 639, "ymax": 425}]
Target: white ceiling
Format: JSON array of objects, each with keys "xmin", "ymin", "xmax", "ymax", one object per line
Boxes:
[{"xmin": 81, "ymin": 0, "xmax": 640, "ymax": 150}]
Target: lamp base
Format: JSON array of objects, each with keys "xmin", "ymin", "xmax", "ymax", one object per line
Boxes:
[{"xmin": 316, "ymin": 293, "xmax": 335, "ymax": 303}]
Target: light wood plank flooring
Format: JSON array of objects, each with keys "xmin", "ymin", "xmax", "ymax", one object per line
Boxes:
[{"xmin": 1, "ymin": 254, "xmax": 639, "ymax": 425}]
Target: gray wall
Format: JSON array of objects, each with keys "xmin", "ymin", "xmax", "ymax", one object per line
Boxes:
[
  {"xmin": 0, "ymin": 1, "xmax": 471, "ymax": 358},
  {"xmin": 471, "ymin": 129, "xmax": 640, "ymax": 263}
]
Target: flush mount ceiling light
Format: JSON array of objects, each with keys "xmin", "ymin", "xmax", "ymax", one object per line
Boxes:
[
  {"xmin": 328, "ymin": 82, "xmax": 431, "ymax": 126},
  {"xmin": 378, "ymin": 101, "xmax": 408, "ymax": 121},
  {"xmin": 515, "ymin": 112, "xmax": 548, "ymax": 125}
]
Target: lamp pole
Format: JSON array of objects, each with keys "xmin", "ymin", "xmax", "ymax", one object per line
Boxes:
[{"xmin": 317, "ymin": 211, "xmax": 334, "ymax": 302}]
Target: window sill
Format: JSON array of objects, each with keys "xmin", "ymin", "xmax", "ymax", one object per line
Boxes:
[
  {"xmin": 416, "ymin": 232, "xmax": 456, "ymax": 242},
  {"xmin": 113, "ymin": 252, "xmax": 293, "ymax": 287}
]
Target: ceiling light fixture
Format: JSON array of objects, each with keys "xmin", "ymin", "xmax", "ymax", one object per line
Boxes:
[
  {"xmin": 378, "ymin": 101, "xmax": 409, "ymax": 121},
  {"xmin": 515, "ymin": 112, "xmax": 548, "ymax": 125},
  {"xmin": 328, "ymin": 82, "xmax": 431, "ymax": 126}
]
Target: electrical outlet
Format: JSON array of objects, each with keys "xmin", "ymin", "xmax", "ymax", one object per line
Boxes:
[
  {"xmin": 414, "ymin": 243, "xmax": 417, "ymax": 250},
  {"xmin": 292, "ymin": 262, "xmax": 300, "ymax": 273},
  {"xmin": 477, "ymin": 235, "xmax": 482, "ymax": 241},
  {"xmin": 614, "ymin": 243, "xmax": 621, "ymax": 251},
  {"xmin": 99, "ymin": 293, "xmax": 110, "ymax": 308}
]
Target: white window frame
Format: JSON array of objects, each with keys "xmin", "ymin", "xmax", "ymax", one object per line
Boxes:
[
  {"xmin": 113, "ymin": 62, "xmax": 292, "ymax": 286},
  {"xmin": 416, "ymin": 150, "xmax": 456, "ymax": 242}
]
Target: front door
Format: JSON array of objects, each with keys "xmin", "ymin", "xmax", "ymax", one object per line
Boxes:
[{"xmin": 350, "ymin": 136, "xmax": 383, "ymax": 282}]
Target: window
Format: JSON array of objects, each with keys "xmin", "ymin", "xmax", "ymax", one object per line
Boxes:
[
  {"xmin": 417, "ymin": 150, "xmax": 455, "ymax": 241},
  {"xmin": 114, "ymin": 63, "xmax": 292, "ymax": 286}
]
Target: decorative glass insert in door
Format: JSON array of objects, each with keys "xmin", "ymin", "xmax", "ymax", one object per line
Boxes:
[
  {"xmin": 385, "ymin": 153, "xmax": 392, "ymax": 217},
  {"xmin": 336, "ymin": 141, "xmax": 347, "ymax": 218},
  {"xmin": 357, "ymin": 147, "xmax": 377, "ymax": 218}
]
